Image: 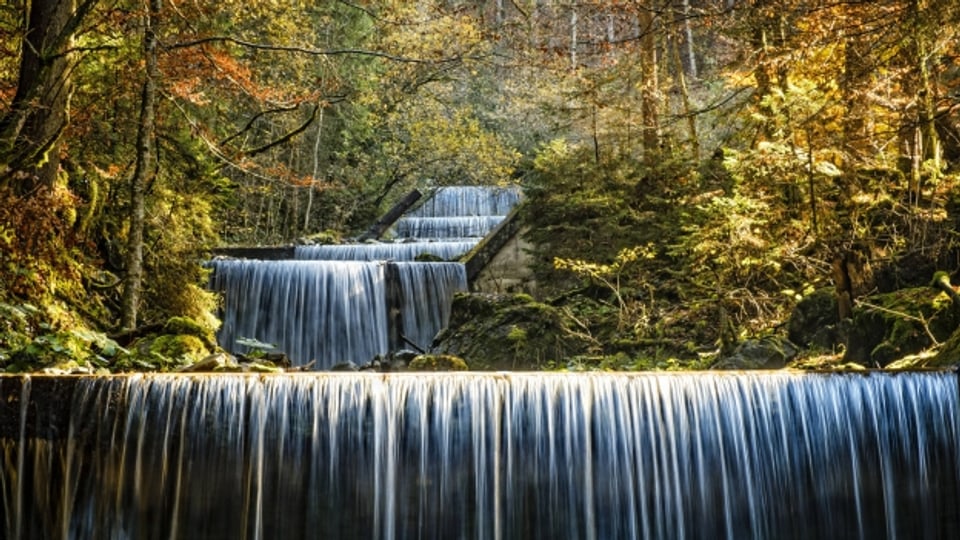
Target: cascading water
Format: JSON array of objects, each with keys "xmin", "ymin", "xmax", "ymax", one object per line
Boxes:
[
  {"xmin": 209, "ymin": 186, "xmax": 518, "ymax": 368},
  {"xmin": 294, "ymin": 241, "xmax": 478, "ymax": 262},
  {"xmin": 405, "ymin": 185, "xmax": 521, "ymax": 218},
  {"xmin": 208, "ymin": 259, "xmax": 391, "ymax": 367},
  {"xmin": 394, "ymin": 262, "xmax": 467, "ymax": 351},
  {"xmin": 1, "ymin": 371, "xmax": 957, "ymax": 540}
]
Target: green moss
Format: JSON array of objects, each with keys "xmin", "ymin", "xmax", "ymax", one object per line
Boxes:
[
  {"xmin": 163, "ymin": 316, "xmax": 217, "ymax": 349},
  {"xmin": 3, "ymin": 328, "xmax": 125, "ymax": 373},
  {"xmin": 148, "ymin": 334, "xmax": 210, "ymax": 366},
  {"xmin": 433, "ymin": 293, "xmax": 596, "ymax": 370},
  {"xmin": 408, "ymin": 354, "xmax": 469, "ymax": 371},
  {"xmin": 845, "ymin": 287, "xmax": 960, "ymax": 367}
]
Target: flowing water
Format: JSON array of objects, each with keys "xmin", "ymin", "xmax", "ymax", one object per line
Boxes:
[
  {"xmin": 209, "ymin": 186, "xmax": 519, "ymax": 368},
  {"xmin": 294, "ymin": 241, "xmax": 479, "ymax": 262},
  {"xmin": 1, "ymin": 371, "xmax": 957, "ymax": 540}
]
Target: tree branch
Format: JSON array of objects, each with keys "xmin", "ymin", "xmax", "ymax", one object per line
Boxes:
[
  {"xmin": 241, "ymin": 103, "xmax": 320, "ymax": 157},
  {"xmin": 219, "ymin": 103, "xmax": 301, "ymax": 147},
  {"xmin": 167, "ymin": 36, "xmax": 461, "ymax": 64}
]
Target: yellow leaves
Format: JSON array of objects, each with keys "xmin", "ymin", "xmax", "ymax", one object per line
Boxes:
[
  {"xmin": 379, "ymin": 10, "xmax": 486, "ymax": 61},
  {"xmin": 554, "ymin": 245, "xmax": 654, "ymax": 282}
]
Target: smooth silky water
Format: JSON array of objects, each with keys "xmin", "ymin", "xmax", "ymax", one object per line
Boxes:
[
  {"xmin": 209, "ymin": 186, "xmax": 517, "ymax": 368},
  {"xmin": 1, "ymin": 371, "xmax": 958, "ymax": 540}
]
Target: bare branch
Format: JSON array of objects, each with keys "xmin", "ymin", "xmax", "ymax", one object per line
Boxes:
[
  {"xmin": 166, "ymin": 35, "xmax": 461, "ymax": 65},
  {"xmin": 242, "ymin": 103, "xmax": 320, "ymax": 157},
  {"xmin": 219, "ymin": 103, "xmax": 301, "ymax": 147}
]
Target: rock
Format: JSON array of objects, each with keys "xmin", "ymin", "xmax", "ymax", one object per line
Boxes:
[
  {"xmin": 149, "ymin": 334, "xmax": 210, "ymax": 366},
  {"xmin": 408, "ymin": 354, "xmax": 469, "ymax": 371},
  {"xmin": 713, "ymin": 336, "xmax": 798, "ymax": 370},
  {"xmin": 179, "ymin": 352, "xmax": 237, "ymax": 372},
  {"xmin": 330, "ymin": 361, "xmax": 359, "ymax": 371},
  {"xmin": 787, "ymin": 287, "xmax": 843, "ymax": 349},
  {"xmin": 431, "ymin": 292, "xmax": 594, "ymax": 370}
]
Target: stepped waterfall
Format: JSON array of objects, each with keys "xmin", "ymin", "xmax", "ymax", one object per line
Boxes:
[
  {"xmin": 2, "ymin": 185, "xmax": 957, "ymax": 539},
  {"xmin": 210, "ymin": 186, "xmax": 521, "ymax": 368},
  {"xmin": 1, "ymin": 371, "xmax": 958, "ymax": 539}
]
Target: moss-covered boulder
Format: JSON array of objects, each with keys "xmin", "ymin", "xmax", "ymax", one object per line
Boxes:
[
  {"xmin": 119, "ymin": 317, "xmax": 221, "ymax": 372},
  {"xmin": 149, "ymin": 334, "xmax": 209, "ymax": 364},
  {"xmin": 163, "ymin": 316, "xmax": 218, "ymax": 350},
  {"xmin": 431, "ymin": 292, "xmax": 595, "ymax": 370},
  {"xmin": 408, "ymin": 354, "xmax": 469, "ymax": 371},
  {"xmin": 713, "ymin": 335, "xmax": 798, "ymax": 370},
  {"xmin": 844, "ymin": 287, "xmax": 960, "ymax": 367}
]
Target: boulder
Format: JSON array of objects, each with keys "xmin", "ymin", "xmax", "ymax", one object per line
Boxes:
[
  {"xmin": 431, "ymin": 292, "xmax": 595, "ymax": 370},
  {"xmin": 787, "ymin": 287, "xmax": 843, "ymax": 349},
  {"xmin": 713, "ymin": 335, "xmax": 798, "ymax": 370}
]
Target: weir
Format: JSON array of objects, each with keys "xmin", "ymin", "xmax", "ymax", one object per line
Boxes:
[
  {"xmin": 208, "ymin": 186, "xmax": 520, "ymax": 368},
  {"xmin": 1, "ymin": 371, "xmax": 958, "ymax": 540}
]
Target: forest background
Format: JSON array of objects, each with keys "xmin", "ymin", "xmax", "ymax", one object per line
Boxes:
[{"xmin": 1, "ymin": 0, "xmax": 959, "ymax": 372}]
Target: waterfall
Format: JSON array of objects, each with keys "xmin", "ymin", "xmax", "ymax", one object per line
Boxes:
[
  {"xmin": 406, "ymin": 185, "xmax": 521, "ymax": 217},
  {"xmin": 2, "ymin": 371, "xmax": 958, "ymax": 539},
  {"xmin": 294, "ymin": 241, "xmax": 479, "ymax": 262},
  {"xmin": 209, "ymin": 186, "xmax": 518, "ymax": 368},
  {"xmin": 394, "ymin": 262, "xmax": 467, "ymax": 351},
  {"xmin": 208, "ymin": 259, "xmax": 391, "ymax": 366}
]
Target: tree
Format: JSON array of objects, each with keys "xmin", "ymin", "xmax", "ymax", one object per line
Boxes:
[
  {"xmin": 0, "ymin": 0, "xmax": 97, "ymax": 192},
  {"xmin": 119, "ymin": 0, "xmax": 160, "ymax": 331}
]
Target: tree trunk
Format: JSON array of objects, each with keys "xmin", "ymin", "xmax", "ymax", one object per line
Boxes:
[
  {"xmin": 638, "ymin": 2, "xmax": 660, "ymax": 162},
  {"xmin": 569, "ymin": 1, "xmax": 578, "ymax": 69},
  {"xmin": 678, "ymin": 0, "xmax": 697, "ymax": 79},
  {"xmin": 120, "ymin": 0, "xmax": 161, "ymax": 331},
  {"xmin": 0, "ymin": 0, "xmax": 87, "ymax": 193},
  {"xmin": 902, "ymin": 0, "xmax": 941, "ymax": 205},
  {"xmin": 671, "ymin": 31, "xmax": 699, "ymax": 162}
]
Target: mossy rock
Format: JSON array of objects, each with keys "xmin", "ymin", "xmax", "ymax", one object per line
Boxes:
[
  {"xmin": 149, "ymin": 334, "xmax": 210, "ymax": 365},
  {"xmin": 844, "ymin": 287, "xmax": 960, "ymax": 367},
  {"xmin": 163, "ymin": 316, "xmax": 217, "ymax": 349},
  {"xmin": 713, "ymin": 335, "xmax": 798, "ymax": 370},
  {"xmin": 408, "ymin": 354, "xmax": 469, "ymax": 371},
  {"xmin": 787, "ymin": 287, "xmax": 842, "ymax": 349},
  {"xmin": 119, "ymin": 332, "xmax": 213, "ymax": 371},
  {"xmin": 431, "ymin": 293, "xmax": 594, "ymax": 370},
  {"xmin": 299, "ymin": 230, "xmax": 342, "ymax": 245}
]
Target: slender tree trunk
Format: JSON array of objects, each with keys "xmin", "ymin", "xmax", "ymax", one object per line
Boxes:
[
  {"xmin": 121, "ymin": 0, "xmax": 161, "ymax": 331},
  {"xmin": 671, "ymin": 32, "xmax": 699, "ymax": 161},
  {"xmin": 638, "ymin": 1, "xmax": 660, "ymax": 162},
  {"xmin": 570, "ymin": 1, "xmax": 578, "ymax": 69},
  {"xmin": 841, "ymin": 3, "xmax": 870, "ymax": 167},
  {"xmin": 304, "ymin": 104, "xmax": 324, "ymax": 232},
  {"xmin": 901, "ymin": 0, "xmax": 940, "ymax": 205},
  {"xmin": 678, "ymin": 0, "xmax": 697, "ymax": 79}
]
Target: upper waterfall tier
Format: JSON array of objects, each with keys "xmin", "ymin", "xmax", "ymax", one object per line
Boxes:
[{"xmin": 406, "ymin": 185, "xmax": 521, "ymax": 217}]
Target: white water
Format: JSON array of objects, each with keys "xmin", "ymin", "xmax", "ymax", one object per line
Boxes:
[
  {"xmin": 209, "ymin": 186, "xmax": 519, "ymax": 368},
  {"xmin": 395, "ymin": 262, "xmax": 467, "ymax": 351},
  {"xmin": 294, "ymin": 241, "xmax": 479, "ymax": 262},
  {"xmin": 406, "ymin": 185, "xmax": 521, "ymax": 217},
  {"xmin": 2, "ymin": 371, "xmax": 958, "ymax": 539},
  {"xmin": 209, "ymin": 259, "xmax": 391, "ymax": 366}
]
